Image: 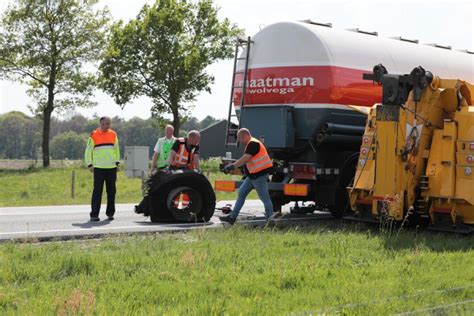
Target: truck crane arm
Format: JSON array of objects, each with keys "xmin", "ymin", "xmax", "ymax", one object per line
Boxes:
[{"xmin": 348, "ymin": 65, "xmax": 474, "ymax": 233}]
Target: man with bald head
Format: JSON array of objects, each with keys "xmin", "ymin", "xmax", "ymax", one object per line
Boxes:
[
  {"xmin": 168, "ymin": 130, "xmax": 201, "ymax": 170},
  {"xmin": 220, "ymin": 128, "xmax": 274, "ymax": 224}
]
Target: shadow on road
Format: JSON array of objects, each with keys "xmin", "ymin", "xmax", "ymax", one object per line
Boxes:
[
  {"xmin": 72, "ymin": 220, "xmax": 113, "ymax": 228},
  {"xmin": 134, "ymin": 220, "xmax": 215, "ymax": 229}
]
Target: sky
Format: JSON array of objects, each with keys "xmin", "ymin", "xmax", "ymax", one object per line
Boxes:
[{"xmin": 0, "ymin": 0, "xmax": 473, "ymax": 120}]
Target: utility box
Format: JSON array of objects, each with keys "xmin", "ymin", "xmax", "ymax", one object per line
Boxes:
[{"xmin": 124, "ymin": 146, "xmax": 149, "ymax": 178}]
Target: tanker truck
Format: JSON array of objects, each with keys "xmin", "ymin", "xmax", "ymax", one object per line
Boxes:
[{"xmin": 214, "ymin": 20, "xmax": 474, "ymax": 218}]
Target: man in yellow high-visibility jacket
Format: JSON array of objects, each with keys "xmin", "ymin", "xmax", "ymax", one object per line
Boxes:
[{"xmin": 85, "ymin": 116, "xmax": 120, "ymax": 221}]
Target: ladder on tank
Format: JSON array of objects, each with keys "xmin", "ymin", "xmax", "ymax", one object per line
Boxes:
[{"xmin": 225, "ymin": 36, "xmax": 252, "ymax": 147}]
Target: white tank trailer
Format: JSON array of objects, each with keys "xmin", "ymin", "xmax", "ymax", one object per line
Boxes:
[{"xmin": 225, "ymin": 20, "xmax": 474, "ymax": 215}]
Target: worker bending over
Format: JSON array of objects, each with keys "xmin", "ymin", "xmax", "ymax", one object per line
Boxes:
[
  {"xmin": 220, "ymin": 128, "xmax": 273, "ymax": 224},
  {"xmin": 168, "ymin": 130, "xmax": 201, "ymax": 170}
]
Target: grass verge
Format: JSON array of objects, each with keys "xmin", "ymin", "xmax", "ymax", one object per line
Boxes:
[
  {"xmin": 0, "ymin": 165, "xmax": 252, "ymax": 207},
  {"xmin": 0, "ymin": 223, "xmax": 473, "ymax": 315}
]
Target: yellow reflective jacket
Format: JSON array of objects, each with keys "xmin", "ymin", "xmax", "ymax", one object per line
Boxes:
[{"xmin": 85, "ymin": 129, "xmax": 120, "ymax": 169}]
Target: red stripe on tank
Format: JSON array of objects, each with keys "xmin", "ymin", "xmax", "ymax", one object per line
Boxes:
[{"xmin": 233, "ymin": 65, "xmax": 382, "ymax": 107}]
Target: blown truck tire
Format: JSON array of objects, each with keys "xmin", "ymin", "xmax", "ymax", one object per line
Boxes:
[{"xmin": 135, "ymin": 170, "xmax": 216, "ymax": 223}]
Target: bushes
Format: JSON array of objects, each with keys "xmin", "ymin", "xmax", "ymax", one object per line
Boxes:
[
  {"xmin": 50, "ymin": 131, "xmax": 88, "ymax": 160},
  {"xmin": 0, "ymin": 112, "xmax": 40, "ymax": 159},
  {"xmin": 0, "ymin": 111, "xmax": 220, "ymax": 160}
]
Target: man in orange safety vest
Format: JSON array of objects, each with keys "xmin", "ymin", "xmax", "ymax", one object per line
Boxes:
[
  {"xmin": 168, "ymin": 130, "xmax": 201, "ymax": 170},
  {"xmin": 220, "ymin": 128, "xmax": 274, "ymax": 224},
  {"xmin": 85, "ymin": 116, "xmax": 120, "ymax": 221}
]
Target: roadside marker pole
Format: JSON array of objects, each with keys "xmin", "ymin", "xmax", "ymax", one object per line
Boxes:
[
  {"xmin": 71, "ymin": 170, "xmax": 75, "ymax": 199},
  {"xmin": 141, "ymin": 170, "xmax": 146, "ymax": 196}
]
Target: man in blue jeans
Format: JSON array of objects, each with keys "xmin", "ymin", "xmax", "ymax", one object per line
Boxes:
[{"xmin": 220, "ymin": 128, "xmax": 274, "ymax": 224}]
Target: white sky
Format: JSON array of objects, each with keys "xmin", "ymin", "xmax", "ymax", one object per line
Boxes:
[{"xmin": 0, "ymin": 0, "xmax": 473, "ymax": 120}]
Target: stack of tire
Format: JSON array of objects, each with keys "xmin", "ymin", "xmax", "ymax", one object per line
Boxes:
[{"xmin": 135, "ymin": 169, "xmax": 216, "ymax": 223}]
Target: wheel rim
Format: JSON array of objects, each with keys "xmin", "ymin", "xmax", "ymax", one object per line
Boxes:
[
  {"xmin": 166, "ymin": 186, "xmax": 203, "ymax": 221},
  {"xmin": 173, "ymin": 192, "xmax": 191, "ymax": 210}
]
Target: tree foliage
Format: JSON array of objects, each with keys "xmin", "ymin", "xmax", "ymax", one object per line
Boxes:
[
  {"xmin": 181, "ymin": 115, "xmax": 218, "ymax": 135},
  {"xmin": 99, "ymin": 0, "xmax": 242, "ymax": 135},
  {"xmin": 0, "ymin": 111, "xmax": 219, "ymax": 159},
  {"xmin": 50, "ymin": 114, "xmax": 89, "ymax": 137},
  {"xmin": 50, "ymin": 131, "xmax": 88, "ymax": 159},
  {"xmin": 0, "ymin": 111, "xmax": 40, "ymax": 159},
  {"xmin": 0, "ymin": 0, "xmax": 111, "ymax": 167}
]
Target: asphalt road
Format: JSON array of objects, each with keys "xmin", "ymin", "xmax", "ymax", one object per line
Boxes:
[{"xmin": 0, "ymin": 201, "xmax": 332, "ymax": 241}]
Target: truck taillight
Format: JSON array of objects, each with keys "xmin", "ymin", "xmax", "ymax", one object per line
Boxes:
[
  {"xmin": 290, "ymin": 164, "xmax": 316, "ymax": 180},
  {"xmin": 214, "ymin": 180, "xmax": 236, "ymax": 192},
  {"xmin": 284, "ymin": 184, "xmax": 309, "ymax": 196}
]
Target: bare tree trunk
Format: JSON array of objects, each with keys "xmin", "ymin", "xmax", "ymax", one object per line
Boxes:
[
  {"xmin": 172, "ymin": 106, "xmax": 180, "ymax": 137},
  {"xmin": 43, "ymin": 59, "xmax": 57, "ymax": 168},
  {"xmin": 42, "ymin": 92, "xmax": 54, "ymax": 168}
]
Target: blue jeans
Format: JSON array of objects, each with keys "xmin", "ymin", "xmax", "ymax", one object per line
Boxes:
[{"xmin": 229, "ymin": 174, "xmax": 273, "ymax": 219}]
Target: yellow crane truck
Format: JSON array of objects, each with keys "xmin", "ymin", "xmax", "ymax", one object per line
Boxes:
[{"xmin": 348, "ymin": 65, "xmax": 474, "ymax": 233}]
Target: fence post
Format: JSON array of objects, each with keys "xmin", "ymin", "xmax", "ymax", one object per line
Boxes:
[
  {"xmin": 71, "ymin": 170, "xmax": 75, "ymax": 199},
  {"xmin": 141, "ymin": 170, "xmax": 146, "ymax": 196}
]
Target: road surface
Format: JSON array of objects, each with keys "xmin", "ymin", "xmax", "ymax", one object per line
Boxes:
[{"xmin": 0, "ymin": 201, "xmax": 331, "ymax": 241}]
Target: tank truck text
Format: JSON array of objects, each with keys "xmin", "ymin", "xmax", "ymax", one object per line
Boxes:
[{"xmin": 239, "ymin": 76, "xmax": 315, "ymax": 95}]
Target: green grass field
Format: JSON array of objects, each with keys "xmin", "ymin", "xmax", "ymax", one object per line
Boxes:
[
  {"xmin": 0, "ymin": 160, "xmax": 255, "ymax": 207},
  {"xmin": 1, "ymin": 224, "xmax": 473, "ymax": 315},
  {"xmin": 1, "ymin": 160, "xmax": 473, "ymax": 314}
]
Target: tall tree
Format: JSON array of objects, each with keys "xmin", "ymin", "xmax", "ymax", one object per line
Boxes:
[
  {"xmin": 99, "ymin": 0, "xmax": 242, "ymax": 135},
  {"xmin": 0, "ymin": 0, "xmax": 111, "ymax": 167}
]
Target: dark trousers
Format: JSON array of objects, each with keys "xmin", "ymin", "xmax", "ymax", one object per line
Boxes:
[{"xmin": 90, "ymin": 168, "xmax": 117, "ymax": 217}]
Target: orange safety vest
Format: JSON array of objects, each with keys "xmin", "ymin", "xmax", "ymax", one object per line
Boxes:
[
  {"xmin": 91, "ymin": 128, "xmax": 117, "ymax": 147},
  {"xmin": 245, "ymin": 137, "xmax": 273, "ymax": 174},
  {"xmin": 172, "ymin": 138, "xmax": 197, "ymax": 169}
]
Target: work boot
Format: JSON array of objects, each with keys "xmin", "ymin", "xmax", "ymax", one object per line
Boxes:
[
  {"xmin": 271, "ymin": 211, "xmax": 282, "ymax": 218},
  {"xmin": 267, "ymin": 212, "xmax": 282, "ymax": 221},
  {"xmin": 219, "ymin": 215, "xmax": 236, "ymax": 225},
  {"xmin": 90, "ymin": 216, "xmax": 100, "ymax": 222}
]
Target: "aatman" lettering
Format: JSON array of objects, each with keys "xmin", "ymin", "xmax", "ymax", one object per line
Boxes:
[{"xmin": 239, "ymin": 76, "xmax": 315, "ymax": 88}]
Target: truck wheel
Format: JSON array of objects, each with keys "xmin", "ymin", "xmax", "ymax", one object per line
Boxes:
[
  {"xmin": 331, "ymin": 179, "xmax": 353, "ymax": 219},
  {"xmin": 270, "ymin": 173, "xmax": 286, "ymax": 212},
  {"xmin": 330, "ymin": 159, "xmax": 357, "ymax": 219},
  {"xmin": 147, "ymin": 171, "xmax": 216, "ymax": 223}
]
